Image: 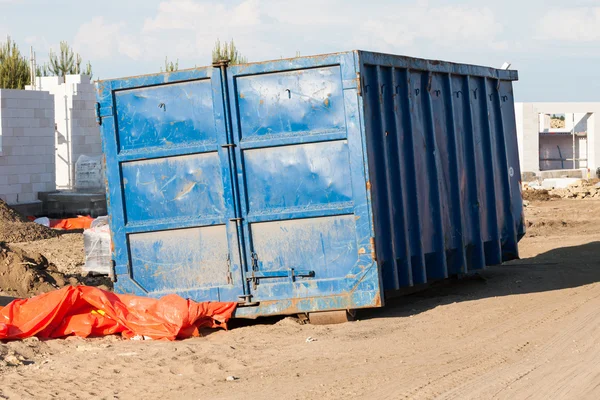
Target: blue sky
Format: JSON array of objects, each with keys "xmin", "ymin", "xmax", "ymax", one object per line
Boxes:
[{"xmin": 1, "ymin": 0, "xmax": 599, "ymax": 101}]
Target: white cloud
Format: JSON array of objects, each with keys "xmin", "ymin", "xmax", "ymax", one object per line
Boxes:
[
  {"xmin": 74, "ymin": 17, "xmax": 142, "ymax": 61},
  {"xmin": 537, "ymin": 7, "xmax": 600, "ymax": 42},
  {"xmin": 360, "ymin": 5, "xmax": 503, "ymax": 50},
  {"xmin": 74, "ymin": 1, "xmax": 507, "ymax": 66}
]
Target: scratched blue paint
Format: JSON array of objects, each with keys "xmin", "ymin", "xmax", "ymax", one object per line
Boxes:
[
  {"xmin": 115, "ymin": 80, "xmax": 216, "ymax": 151},
  {"xmin": 97, "ymin": 50, "xmax": 524, "ymax": 318},
  {"xmin": 121, "ymin": 153, "xmax": 225, "ymax": 223},
  {"xmin": 129, "ymin": 226, "xmax": 230, "ymax": 293},
  {"xmin": 249, "ymin": 215, "xmax": 359, "ymax": 301},
  {"xmin": 243, "ymin": 141, "xmax": 352, "ymax": 213},
  {"xmin": 236, "ymin": 66, "xmax": 346, "ymax": 139}
]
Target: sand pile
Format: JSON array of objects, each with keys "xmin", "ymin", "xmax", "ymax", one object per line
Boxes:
[
  {"xmin": 522, "ymin": 189, "xmax": 559, "ymax": 202},
  {"xmin": 0, "ymin": 242, "xmax": 78, "ymax": 298},
  {"xmin": 0, "ymin": 199, "xmax": 57, "ymax": 243}
]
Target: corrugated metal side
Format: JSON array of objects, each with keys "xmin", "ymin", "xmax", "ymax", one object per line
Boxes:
[{"xmin": 359, "ymin": 52, "xmax": 524, "ymax": 291}]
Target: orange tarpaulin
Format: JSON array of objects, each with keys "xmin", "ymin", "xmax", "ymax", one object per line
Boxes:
[
  {"xmin": 0, "ymin": 286, "xmax": 236, "ymax": 341},
  {"xmin": 49, "ymin": 216, "xmax": 95, "ymax": 230},
  {"xmin": 27, "ymin": 215, "xmax": 96, "ymax": 230}
]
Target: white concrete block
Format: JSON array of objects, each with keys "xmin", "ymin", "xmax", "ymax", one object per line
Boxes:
[
  {"xmin": 39, "ymin": 118, "xmax": 53, "ymax": 128},
  {"xmin": 0, "ymin": 98, "xmax": 18, "ymax": 108},
  {"xmin": 85, "ymin": 134, "xmax": 101, "ymax": 144},
  {"xmin": 32, "ymin": 182, "xmax": 46, "ymax": 193},
  {"xmin": 41, "ymin": 173, "xmax": 53, "ymax": 183},
  {"xmin": 29, "ymin": 164, "xmax": 46, "ymax": 174},
  {"xmin": 18, "ymin": 193, "xmax": 35, "ymax": 203},
  {"xmin": 39, "ymin": 76, "xmax": 64, "ymax": 86},
  {"xmin": 0, "ymin": 165, "xmax": 19, "ymax": 175},
  {"xmin": 18, "ymin": 174, "xmax": 31, "ymax": 184},
  {"xmin": 32, "ymin": 145, "xmax": 45, "ymax": 155},
  {"xmin": 8, "ymin": 175, "xmax": 19, "ymax": 184},
  {"xmin": 2, "ymin": 127, "xmax": 14, "ymax": 137},
  {"xmin": 3, "ymin": 193, "xmax": 18, "ymax": 204},
  {"xmin": 20, "ymin": 183, "xmax": 32, "ymax": 193},
  {"xmin": 11, "ymin": 146, "xmax": 25, "ymax": 156},
  {"xmin": 5, "ymin": 184, "xmax": 22, "ymax": 194},
  {"xmin": 18, "ymin": 99, "xmax": 39, "ymax": 109}
]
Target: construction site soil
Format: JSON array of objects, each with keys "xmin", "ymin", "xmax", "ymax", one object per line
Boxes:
[
  {"xmin": 2, "ymin": 199, "xmax": 600, "ymax": 399},
  {"xmin": 0, "ymin": 200, "xmax": 57, "ymax": 243}
]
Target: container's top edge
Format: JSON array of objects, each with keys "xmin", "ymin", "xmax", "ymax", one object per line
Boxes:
[
  {"xmin": 96, "ymin": 64, "xmax": 213, "ymax": 87},
  {"xmin": 97, "ymin": 49, "xmax": 518, "ymax": 86},
  {"xmin": 356, "ymin": 50, "xmax": 518, "ymax": 81}
]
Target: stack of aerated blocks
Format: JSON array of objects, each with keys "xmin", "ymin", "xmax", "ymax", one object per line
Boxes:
[{"xmin": 0, "ymin": 89, "xmax": 56, "ymax": 204}]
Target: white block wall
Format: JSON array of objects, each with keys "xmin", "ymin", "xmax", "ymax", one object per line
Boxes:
[
  {"xmin": 515, "ymin": 102, "xmax": 600, "ymax": 175},
  {"xmin": 27, "ymin": 75, "xmax": 101, "ymax": 189},
  {"xmin": 0, "ymin": 89, "xmax": 56, "ymax": 204}
]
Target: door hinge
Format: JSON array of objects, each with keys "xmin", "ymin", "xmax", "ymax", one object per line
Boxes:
[
  {"xmin": 370, "ymin": 237, "xmax": 377, "ymax": 261},
  {"xmin": 95, "ymin": 102, "xmax": 113, "ymax": 126}
]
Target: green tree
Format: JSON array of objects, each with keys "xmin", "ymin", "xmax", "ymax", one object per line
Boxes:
[
  {"xmin": 160, "ymin": 56, "xmax": 179, "ymax": 72},
  {"xmin": 36, "ymin": 63, "xmax": 49, "ymax": 77},
  {"xmin": 212, "ymin": 39, "xmax": 247, "ymax": 65},
  {"xmin": 0, "ymin": 36, "xmax": 31, "ymax": 89},
  {"xmin": 47, "ymin": 41, "xmax": 92, "ymax": 79}
]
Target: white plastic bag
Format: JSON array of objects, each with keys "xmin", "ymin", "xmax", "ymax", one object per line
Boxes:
[
  {"xmin": 83, "ymin": 216, "xmax": 112, "ymax": 275},
  {"xmin": 33, "ymin": 217, "xmax": 50, "ymax": 227}
]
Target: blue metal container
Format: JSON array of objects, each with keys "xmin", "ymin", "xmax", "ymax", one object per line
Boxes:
[{"xmin": 96, "ymin": 51, "xmax": 524, "ymax": 318}]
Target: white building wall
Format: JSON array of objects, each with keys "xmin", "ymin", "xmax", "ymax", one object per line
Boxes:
[
  {"xmin": 27, "ymin": 75, "xmax": 101, "ymax": 189},
  {"xmin": 0, "ymin": 89, "xmax": 56, "ymax": 205},
  {"xmin": 514, "ymin": 102, "xmax": 600, "ymax": 175}
]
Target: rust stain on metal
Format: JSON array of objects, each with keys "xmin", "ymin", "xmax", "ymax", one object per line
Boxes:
[
  {"xmin": 239, "ymin": 93, "xmax": 245, "ymax": 99},
  {"xmin": 372, "ymin": 291, "xmax": 382, "ymax": 307},
  {"xmin": 366, "ymin": 181, "xmax": 371, "ymax": 191},
  {"xmin": 358, "ymin": 247, "xmax": 366, "ymax": 255},
  {"xmin": 324, "ymin": 98, "xmax": 330, "ymax": 107},
  {"xmin": 370, "ymin": 237, "xmax": 377, "ymax": 261},
  {"xmin": 259, "ymin": 99, "xmax": 264, "ymax": 105}
]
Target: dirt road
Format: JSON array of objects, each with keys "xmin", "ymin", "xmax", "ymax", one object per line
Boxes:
[{"xmin": 2, "ymin": 199, "xmax": 600, "ymax": 399}]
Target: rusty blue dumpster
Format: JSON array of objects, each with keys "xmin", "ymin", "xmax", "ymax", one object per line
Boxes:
[{"xmin": 96, "ymin": 50, "xmax": 524, "ymax": 318}]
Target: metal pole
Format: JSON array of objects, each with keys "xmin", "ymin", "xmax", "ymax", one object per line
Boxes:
[
  {"xmin": 33, "ymin": 51, "xmax": 36, "ymax": 90},
  {"xmin": 572, "ymin": 113, "xmax": 576, "ymax": 169},
  {"xmin": 29, "ymin": 46, "xmax": 34, "ymax": 90}
]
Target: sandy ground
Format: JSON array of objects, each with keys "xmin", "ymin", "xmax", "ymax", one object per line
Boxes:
[
  {"xmin": 2, "ymin": 199, "xmax": 600, "ymax": 399},
  {"xmin": 9, "ymin": 232, "xmax": 86, "ymax": 276}
]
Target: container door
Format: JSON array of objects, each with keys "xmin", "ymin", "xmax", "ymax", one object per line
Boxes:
[
  {"xmin": 97, "ymin": 68, "xmax": 246, "ymax": 302},
  {"xmin": 226, "ymin": 54, "xmax": 381, "ymax": 309}
]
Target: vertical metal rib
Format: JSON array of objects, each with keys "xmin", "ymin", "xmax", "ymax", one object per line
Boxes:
[
  {"xmin": 480, "ymin": 79, "xmax": 502, "ymax": 265},
  {"xmin": 464, "ymin": 76, "xmax": 486, "ymax": 270},
  {"xmin": 402, "ymin": 69, "xmax": 426, "ymax": 284},
  {"xmin": 423, "ymin": 71, "xmax": 448, "ymax": 280},
  {"xmin": 444, "ymin": 73, "xmax": 468, "ymax": 274},
  {"xmin": 375, "ymin": 65, "xmax": 401, "ymax": 289}
]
